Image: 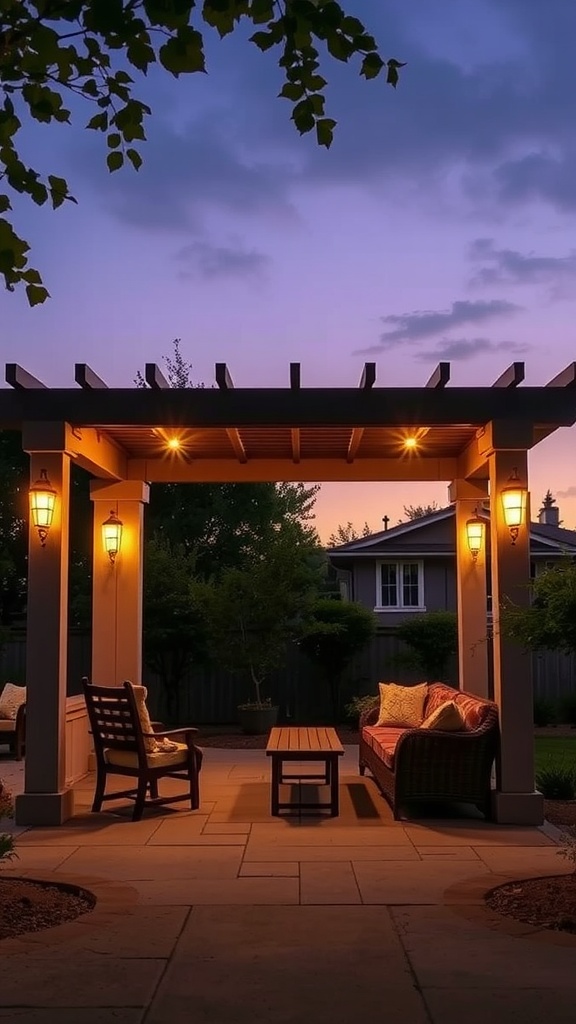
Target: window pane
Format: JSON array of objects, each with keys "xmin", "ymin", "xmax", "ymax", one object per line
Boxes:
[
  {"xmin": 402, "ymin": 563, "xmax": 420, "ymax": 607},
  {"xmin": 381, "ymin": 564, "xmax": 397, "ymax": 606}
]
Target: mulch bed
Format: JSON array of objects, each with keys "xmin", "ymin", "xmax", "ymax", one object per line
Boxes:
[{"xmin": 0, "ymin": 878, "xmax": 96, "ymax": 940}]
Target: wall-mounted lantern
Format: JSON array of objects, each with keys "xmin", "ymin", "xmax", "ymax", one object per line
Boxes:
[
  {"xmin": 466, "ymin": 511, "xmax": 485, "ymax": 562},
  {"xmin": 102, "ymin": 509, "xmax": 123, "ymax": 565},
  {"xmin": 29, "ymin": 469, "xmax": 56, "ymax": 547},
  {"xmin": 501, "ymin": 468, "xmax": 528, "ymax": 546}
]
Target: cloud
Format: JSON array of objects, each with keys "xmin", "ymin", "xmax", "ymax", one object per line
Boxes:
[
  {"xmin": 175, "ymin": 239, "xmax": 269, "ymax": 279},
  {"xmin": 356, "ymin": 299, "xmax": 521, "ymax": 354},
  {"xmin": 468, "ymin": 238, "xmax": 576, "ymax": 288},
  {"xmin": 556, "ymin": 486, "xmax": 576, "ymax": 499},
  {"xmin": 413, "ymin": 336, "xmax": 529, "ymax": 362}
]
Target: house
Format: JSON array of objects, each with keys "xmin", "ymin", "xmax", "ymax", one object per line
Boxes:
[{"xmin": 328, "ymin": 494, "xmax": 576, "ymax": 625}]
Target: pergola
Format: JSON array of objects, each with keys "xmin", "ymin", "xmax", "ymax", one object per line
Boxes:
[{"xmin": 2, "ymin": 357, "xmax": 576, "ymax": 827}]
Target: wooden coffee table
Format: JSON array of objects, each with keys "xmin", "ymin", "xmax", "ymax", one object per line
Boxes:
[{"xmin": 266, "ymin": 726, "xmax": 344, "ymax": 816}]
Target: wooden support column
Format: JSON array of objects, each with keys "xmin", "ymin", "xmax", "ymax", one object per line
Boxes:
[
  {"xmin": 489, "ymin": 449, "xmax": 543, "ymax": 825},
  {"xmin": 15, "ymin": 451, "xmax": 74, "ymax": 826},
  {"xmin": 90, "ymin": 480, "xmax": 150, "ymax": 685},
  {"xmin": 449, "ymin": 479, "xmax": 490, "ymax": 698}
]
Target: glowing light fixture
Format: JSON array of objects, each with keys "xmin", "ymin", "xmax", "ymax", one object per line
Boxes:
[
  {"xmin": 404, "ymin": 437, "xmax": 418, "ymax": 450},
  {"xmin": 466, "ymin": 510, "xmax": 485, "ymax": 562},
  {"xmin": 501, "ymin": 468, "xmax": 528, "ymax": 545},
  {"xmin": 167, "ymin": 437, "xmax": 181, "ymax": 451},
  {"xmin": 102, "ymin": 509, "xmax": 123, "ymax": 565},
  {"xmin": 29, "ymin": 468, "xmax": 56, "ymax": 547}
]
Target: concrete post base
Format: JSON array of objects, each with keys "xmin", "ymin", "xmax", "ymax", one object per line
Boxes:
[
  {"xmin": 491, "ymin": 789, "xmax": 544, "ymax": 826},
  {"xmin": 15, "ymin": 788, "xmax": 75, "ymax": 827}
]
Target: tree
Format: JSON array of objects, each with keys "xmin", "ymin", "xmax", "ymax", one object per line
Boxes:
[
  {"xmin": 501, "ymin": 561, "xmax": 576, "ymax": 656},
  {"xmin": 298, "ymin": 597, "xmax": 377, "ymax": 719},
  {"xmin": 0, "ymin": 1, "xmax": 404, "ymax": 303},
  {"xmin": 398, "ymin": 502, "xmax": 442, "ymax": 523},
  {"xmin": 328, "ymin": 521, "xmax": 371, "ymax": 546},
  {"xmin": 196, "ymin": 522, "xmax": 323, "ymax": 707},
  {"xmin": 395, "ymin": 611, "xmax": 458, "ymax": 679},
  {"xmin": 143, "ymin": 536, "xmax": 208, "ymax": 719}
]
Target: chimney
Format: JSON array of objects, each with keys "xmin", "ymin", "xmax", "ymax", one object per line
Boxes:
[{"xmin": 538, "ymin": 490, "xmax": 560, "ymax": 526}]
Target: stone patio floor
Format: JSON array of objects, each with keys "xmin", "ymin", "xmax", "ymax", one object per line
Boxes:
[{"xmin": 1, "ymin": 747, "xmax": 575, "ymax": 1024}]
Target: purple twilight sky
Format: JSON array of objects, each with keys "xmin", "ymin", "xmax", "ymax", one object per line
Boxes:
[{"xmin": 1, "ymin": 0, "xmax": 576, "ymax": 541}]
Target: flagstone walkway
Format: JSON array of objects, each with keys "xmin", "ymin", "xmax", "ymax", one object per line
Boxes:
[{"xmin": 1, "ymin": 748, "xmax": 575, "ymax": 1023}]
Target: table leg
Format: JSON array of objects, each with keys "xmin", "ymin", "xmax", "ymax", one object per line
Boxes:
[
  {"xmin": 271, "ymin": 755, "xmax": 280, "ymax": 815},
  {"xmin": 329, "ymin": 756, "xmax": 339, "ymax": 816},
  {"xmin": 325, "ymin": 758, "xmax": 331, "ymax": 785}
]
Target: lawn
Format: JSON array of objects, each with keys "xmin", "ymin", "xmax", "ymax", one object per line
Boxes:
[{"xmin": 535, "ymin": 737, "xmax": 576, "ymax": 774}]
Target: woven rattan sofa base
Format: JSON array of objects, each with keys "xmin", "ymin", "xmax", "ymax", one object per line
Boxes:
[{"xmin": 358, "ymin": 684, "xmax": 499, "ymax": 820}]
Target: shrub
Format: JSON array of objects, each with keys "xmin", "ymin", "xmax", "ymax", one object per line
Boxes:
[
  {"xmin": 536, "ymin": 762, "xmax": 576, "ymax": 800},
  {"xmin": 396, "ymin": 612, "xmax": 458, "ymax": 679},
  {"xmin": 344, "ymin": 694, "xmax": 379, "ymax": 725},
  {"xmin": 0, "ymin": 780, "xmax": 17, "ymax": 865},
  {"xmin": 533, "ymin": 697, "xmax": 558, "ymax": 727}
]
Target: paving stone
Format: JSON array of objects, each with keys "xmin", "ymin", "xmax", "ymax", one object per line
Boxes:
[
  {"xmin": 473, "ymin": 845, "xmax": 572, "ymax": 873},
  {"xmin": 424, "ymin": 988, "xmax": 576, "ymax": 1024},
  {"xmin": 0, "ymin": 956, "xmax": 164, "ymax": 1007},
  {"xmin": 416, "ymin": 846, "xmax": 483, "ymax": 861},
  {"xmin": 300, "ymin": 862, "xmax": 361, "ymax": 904},
  {"xmin": 404, "ymin": 824, "xmax": 554, "ymax": 847},
  {"xmin": 147, "ymin": 821, "xmax": 247, "ymax": 845},
  {"xmin": 354, "ymin": 860, "xmax": 484, "ymax": 904},
  {"xmin": 392, "ymin": 905, "xmax": 576, "ymax": 988},
  {"xmin": 26, "ymin": 906, "xmax": 189, "ymax": 959},
  {"xmin": 248, "ymin": 823, "xmax": 414, "ymax": 846},
  {"xmin": 132, "ymin": 876, "xmax": 299, "ymax": 905},
  {"xmin": 147, "ymin": 906, "xmax": 428, "ymax": 1024},
  {"xmin": 202, "ymin": 822, "xmax": 251, "ymax": 835},
  {"xmin": 244, "ymin": 841, "xmax": 419, "ymax": 862},
  {"xmin": 239, "ymin": 862, "xmax": 299, "ymax": 877},
  {"xmin": 17, "ymin": 819, "xmax": 163, "ymax": 847},
  {"xmin": 3, "ymin": 846, "xmax": 79, "ymax": 870},
  {"xmin": 55, "ymin": 844, "xmax": 244, "ymax": 881}
]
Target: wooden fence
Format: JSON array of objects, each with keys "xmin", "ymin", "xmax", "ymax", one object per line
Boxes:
[{"xmin": 2, "ymin": 627, "xmax": 575, "ymax": 724}]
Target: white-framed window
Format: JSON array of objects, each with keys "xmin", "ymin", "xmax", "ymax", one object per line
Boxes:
[{"xmin": 375, "ymin": 560, "xmax": 425, "ymax": 611}]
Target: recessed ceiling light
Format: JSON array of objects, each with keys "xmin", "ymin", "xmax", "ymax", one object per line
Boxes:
[
  {"xmin": 404, "ymin": 437, "xmax": 418, "ymax": 450},
  {"xmin": 167, "ymin": 437, "xmax": 181, "ymax": 450}
]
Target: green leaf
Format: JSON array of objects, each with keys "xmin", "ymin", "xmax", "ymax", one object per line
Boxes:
[
  {"xmin": 107, "ymin": 133, "xmax": 122, "ymax": 149},
  {"xmin": 316, "ymin": 117, "xmax": 336, "ymax": 148},
  {"xmin": 126, "ymin": 37, "xmax": 157, "ymax": 72},
  {"xmin": 47, "ymin": 175, "xmax": 70, "ymax": 210},
  {"xmin": 0, "ymin": 195, "xmax": 11, "ymax": 214},
  {"xmin": 126, "ymin": 148, "xmax": 143, "ymax": 171},
  {"xmin": 279, "ymin": 82, "xmax": 305, "ymax": 101},
  {"xmin": 361, "ymin": 53, "xmax": 384, "ymax": 80},
  {"xmin": 159, "ymin": 31, "xmax": 206, "ymax": 75},
  {"xmin": 341, "ymin": 16, "xmax": 365, "ymax": 36},
  {"xmin": 107, "ymin": 151, "xmax": 124, "ymax": 172},
  {"xmin": 250, "ymin": 30, "xmax": 278, "ymax": 52},
  {"xmin": 26, "ymin": 283, "xmax": 50, "ymax": 307},
  {"xmin": 386, "ymin": 59, "xmax": 406, "ymax": 88},
  {"xmin": 292, "ymin": 98, "xmax": 315, "ymax": 135},
  {"xmin": 22, "ymin": 268, "xmax": 43, "ymax": 285},
  {"xmin": 87, "ymin": 112, "xmax": 108, "ymax": 131}
]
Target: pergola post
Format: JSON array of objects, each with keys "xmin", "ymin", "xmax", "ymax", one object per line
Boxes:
[
  {"xmin": 15, "ymin": 450, "xmax": 73, "ymax": 826},
  {"xmin": 489, "ymin": 449, "xmax": 543, "ymax": 825},
  {"xmin": 90, "ymin": 480, "xmax": 150, "ymax": 685},
  {"xmin": 449, "ymin": 480, "xmax": 490, "ymax": 698}
]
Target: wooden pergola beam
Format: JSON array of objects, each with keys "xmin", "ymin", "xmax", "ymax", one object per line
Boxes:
[
  {"xmin": 546, "ymin": 362, "xmax": 576, "ymax": 388},
  {"xmin": 75, "ymin": 364, "xmax": 108, "ymax": 389},
  {"xmin": 492, "ymin": 362, "xmax": 525, "ymax": 388},
  {"xmin": 145, "ymin": 364, "xmax": 170, "ymax": 389},
  {"xmin": 425, "ymin": 362, "xmax": 450, "ymax": 388},
  {"xmin": 6, "ymin": 364, "xmax": 46, "ymax": 389},
  {"xmin": 128, "ymin": 456, "xmax": 460, "ymax": 484},
  {"xmin": 215, "ymin": 362, "xmax": 247, "ymax": 463},
  {"xmin": 347, "ymin": 363, "xmax": 377, "ymax": 463}
]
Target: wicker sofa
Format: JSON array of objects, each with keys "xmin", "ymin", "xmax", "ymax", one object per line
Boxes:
[
  {"xmin": 0, "ymin": 702, "xmax": 26, "ymax": 761},
  {"xmin": 359, "ymin": 683, "xmax": 499, "ymax": 819}
]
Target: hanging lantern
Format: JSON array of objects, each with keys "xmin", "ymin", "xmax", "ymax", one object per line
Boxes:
[
  {"xmin": 501, "ymin": 468, "xmax": 528, "ymax": 545},
  {"xmin": 29, "ymin": 469, "xmax": 57, "ymax": 547},
  {"xmin": 102, "ymin": 509, "xmax": 123, "ymax": 565},
  {"xmin": 466, "ymin": 512, "xmax": 485, "ymax": 562}
]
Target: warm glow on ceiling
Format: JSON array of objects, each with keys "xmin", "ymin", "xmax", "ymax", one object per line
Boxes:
[
  {"xmin": 167, "ymin": 437, "xmax": 181, "ymax": 451},
  {"xmin": 404, "ymin": 437, "xmax": 418, "ymax": 450}
]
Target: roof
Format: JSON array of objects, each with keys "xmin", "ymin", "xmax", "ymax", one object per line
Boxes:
[
  {"xmin": 328, "ymin": 505, "xmax": 576, "ymax": 558},
  {"xmin": 1, "ymin": 360, "xmax": 576, "ymax": 485}
]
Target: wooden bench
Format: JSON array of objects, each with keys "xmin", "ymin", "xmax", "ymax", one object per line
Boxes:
[{"xmin": 266, "ymin": 726, "xmax": 344, "ymax": 816}]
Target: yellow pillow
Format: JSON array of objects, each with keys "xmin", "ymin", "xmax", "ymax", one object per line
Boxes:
[
  {"xmin": 421, "ymin": 699, "xmax": 464, "ymax": 732},
  {"xmin": 128, "ymin": 683, "xmax": 157, "ymax": 753},
  {"xmin": 376, "ymin": 682, "xmax": 427, "ymax": 728}
]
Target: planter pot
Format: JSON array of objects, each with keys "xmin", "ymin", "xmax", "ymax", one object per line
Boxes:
[{"xmin": 237, "ymin": 705, "xmax": 279, "ymax": 736}]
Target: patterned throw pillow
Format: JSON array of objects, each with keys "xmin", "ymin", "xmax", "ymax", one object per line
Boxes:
[
  {"xmin": 129, "ymin": 684, "xmax": 159, "ymax": 753},
  {"xmin": 421, "ymin": 699, "xmax": 464, "ymax": 732},
  {"xmin": 376, "ymin": 682, "xmax": 428, "ymax": 728},
  {"xmin": 0, "ymin": 683, "xmax": 26, "ymax": 721}
]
